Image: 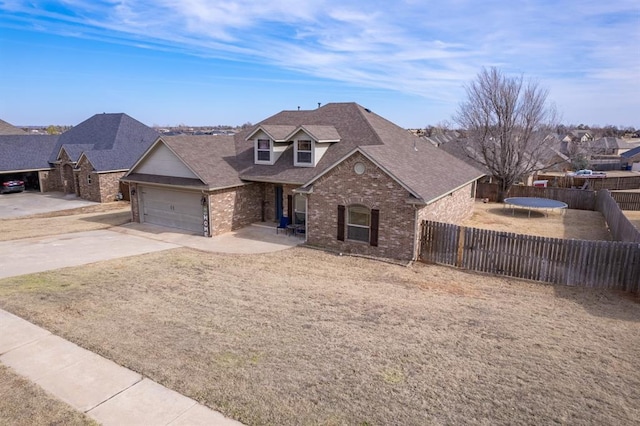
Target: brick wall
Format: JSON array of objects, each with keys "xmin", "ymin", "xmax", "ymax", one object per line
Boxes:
[
  {"xmin": 262, "ymin": 183, "xmax": 299, "ymax": 223},
  {"xmin": 38, "ymin": 170, "xmax": 59, "ymax": 192},
  {"xmin": 417, "ymin": 182, "xmax": 475, "ymax": 224},
  {"xmin": 414, "ymin": 182, "xmax": 475, "ymax": 258},
  {"xmin": 209, "ymin": 183, "xmax": 264, "ymax": 235},
  {"xmin": 129, "ymin": 183, "xmax": 140, "ymax": 222},
  {"xmin": 97, "ymin": 171, "xmax": 126, "ymax": 203},
  {"xmin": 307, "ymin": 152, "xmax": 418, "ymax": 260},
  {"xmin": 75, "ymin": 157, "xmax": 98, "ymax": 202}
]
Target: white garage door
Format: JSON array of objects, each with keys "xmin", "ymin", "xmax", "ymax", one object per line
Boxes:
[{"xmin": 140, "ymin": 186, "xmax": 204, "ymax": 233}]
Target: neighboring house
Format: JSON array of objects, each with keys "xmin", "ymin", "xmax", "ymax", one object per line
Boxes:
[
  {"xmin": 621, "ymin": 145, "xmax": 640, "ymax": 171},
  {"xmin": 0, "ymin": 113, "xmax": 158, "ymax": 202},
  {"xmin": 592, "ymin": 137, "xmax": 627, "ymax": 156},
  {"xmin": 122, "ymin": 103, "xmax": 484, "ymax": 261},
  {"xmin": 0, "ymin": 119, "xmax": 27, "ymax": 135},
  {"xmin": 562, "ymin": 130, "xmax": 593, "ymax": 143},
  {"xmin": 0, "ymin": 134, "xmax": 59, "ymax": 190}
]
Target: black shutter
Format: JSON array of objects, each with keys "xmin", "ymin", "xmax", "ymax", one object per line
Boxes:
[
  {"xmin": 337, "ymin": 205, "xmax": 345, "ymax": 241},
  {"xmin": 370, "ymin": 209, "xmax": 379, "ymax": 247},
  {"xmin": 287, "ymin": 194, "xmax": 293, "ymax": 220}
]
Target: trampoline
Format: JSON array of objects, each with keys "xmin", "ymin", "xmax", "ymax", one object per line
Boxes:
[{"xmin": 503, "ymin": 197, "xmax": 568, "ymax": 217}]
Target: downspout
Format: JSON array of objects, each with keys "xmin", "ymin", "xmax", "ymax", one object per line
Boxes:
[{"xmin": 412, "ymin": 204, "xmax": 419, "ymax": 262}]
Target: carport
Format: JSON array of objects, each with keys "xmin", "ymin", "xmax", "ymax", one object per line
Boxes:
[
  {"xmin": 0, "ymin": 170, "xmax": 45, "ymax": 191},
  {"xmin": 0, "ymin": 134, "xmax": 59, "ymax": 193}
]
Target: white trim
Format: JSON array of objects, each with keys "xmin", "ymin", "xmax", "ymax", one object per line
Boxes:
[
  {"xmin": 254, "ymin": 138, "xmax": 272, "ymax": 165},
  {"xmin": 294, "ymin": 139, "xmax": 314, "ymax": 167}
]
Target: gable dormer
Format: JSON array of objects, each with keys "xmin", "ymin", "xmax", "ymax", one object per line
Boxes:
[
  {"xmin": 245, "ymin": 125, "xmax": 295, "ymax": 165},
  {"xmin": 286, "ymin": 125, "xmax": 340, "ymax": 167}
]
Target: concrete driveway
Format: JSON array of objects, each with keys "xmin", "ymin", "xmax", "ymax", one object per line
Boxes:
[
  {"xmin": 0, "ymin": 230, "xmax": 179, "ymax": 279},
  {"xmin": 0, "ymin": 223, "xmax": 302, "ymax": 279},
  {"xmin": 0, "ymin": 191, "xmax": 97, "ymax": 219}
]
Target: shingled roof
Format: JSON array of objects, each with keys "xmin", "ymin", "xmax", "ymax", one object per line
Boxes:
[
  {"xmin": 0, "ymin": 135, "xmax": 58, "ymax": 172},
  {"xmin": 51, "ymin": 113, "xmax": 158, "ymax": 171},
  {"xmin": 125, "ymin": 135, "xmax": 247, "ymax": 190},
  {"xmin": 0, "ymin": 119, "xmax": 27, "ymax": 135},
  {"xmin": 237, "ymin": 102, "xmax": 483, "ymax": 202}
]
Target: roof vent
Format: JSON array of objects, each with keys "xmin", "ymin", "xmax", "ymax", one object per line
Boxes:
[
  {"xmin": 364, "ymin": 108, "xmax": 371, "ymax": 113},
  {"xmin": 317, "ymin": 102, "xmax": 321, "ymax": 108}
]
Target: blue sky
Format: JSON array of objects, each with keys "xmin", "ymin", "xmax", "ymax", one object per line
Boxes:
[{"xmin": 0, "ymin": 0, "xmax": 639, "ymax": 128}]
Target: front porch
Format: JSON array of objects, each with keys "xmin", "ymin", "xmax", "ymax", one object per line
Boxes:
[{"xmin": 114, "ymin": 221, "xmax": 304, "ymax": 254}]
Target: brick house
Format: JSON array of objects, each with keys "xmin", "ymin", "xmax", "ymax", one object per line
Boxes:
[
  {"xmin": 0, "ymin": 114, "xmax": 158, "ymax": 202},
  {"xmin": 123, "ymin": 103, "xmax": 483, "ymax": 261},
  {"xmin": 48, "ymin": 113, "xmax": 159, "ymax": 202}
]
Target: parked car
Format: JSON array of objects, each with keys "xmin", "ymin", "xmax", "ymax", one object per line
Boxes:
[
  {"xmin": 565, "ymin": 169, "xmax": 607, "ymax": 178},
  {"xmin": 1, "ymin": 179, "xmax": 25, "ymax": 194}
]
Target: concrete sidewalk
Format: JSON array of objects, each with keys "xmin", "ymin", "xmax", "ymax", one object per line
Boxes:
[{"xmin": 0, "ymin": 309, "xmax": 243, "ymax": 425}]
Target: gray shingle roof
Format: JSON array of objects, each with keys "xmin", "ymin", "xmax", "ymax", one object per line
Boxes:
[
  {"xmin": 295, "ymin": 125, "xmax": 340, "ymax": 142},
  {"xmin": 126, "ymin": 134, "xmax": 264, "ymax": 189},
  {"xmin": 126, "ymin": 103, "xmax": 484, "ymax": 202},
  {"xmin": 0, "ymin": 135, "xmax": 58, "ymax": 172},
  {"xmin": 152, "ymin": 135, "xmax": 245, "ymax": 189},
  {"xmin": 593, "ymin": 137, "xmax": 626, "ymax": 151},
  {"xmin": 621, "ymin": 145, "xmax": 640, "ymax": 159},
  {"xmin": 51, "ymin": 113, "xmax": 158, "ymax": 171},
  {"xmin": 0, "ymin": 119, "xmax": 27, "ymax": 135},
  {"xmin": 236, "ymin": 103, "xmax": 483, "ymax": 201},
  {"xmin": 246, "ymin": 125, "xmax": 297, "ymax": 142}
]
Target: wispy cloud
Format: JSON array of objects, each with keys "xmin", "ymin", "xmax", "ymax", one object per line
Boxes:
[{"xmin": 2, "ymin": 0, "xmax": 639, "ymax": 123}]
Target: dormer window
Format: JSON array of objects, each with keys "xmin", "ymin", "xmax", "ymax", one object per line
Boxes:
[
  {"xmin": 256, "ymin": 139, "xmax": 271, "ymax": 163},
  {"xmin": 296, "ymin": 140, "xmax": 312, "ymax": 165}
]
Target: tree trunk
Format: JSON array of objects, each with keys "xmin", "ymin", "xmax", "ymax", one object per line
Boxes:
[{"xmin": 497, "ymin": 179, "xmax": 510, "ymax": 203}]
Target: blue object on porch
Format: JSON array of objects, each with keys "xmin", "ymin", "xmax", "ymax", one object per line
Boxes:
[{"xmin": 277, "ymin": 216, "xmax": 290, "ymax": 234}]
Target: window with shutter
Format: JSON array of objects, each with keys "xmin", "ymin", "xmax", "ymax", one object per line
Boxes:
[{"xmin": 337, "ymin": 205, "xmax": 345, "ymax": 241}]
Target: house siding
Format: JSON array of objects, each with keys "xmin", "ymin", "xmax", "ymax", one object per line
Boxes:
[{"xmin": 306, "ymin": 152, "xmax": 417, "ymax": 260}]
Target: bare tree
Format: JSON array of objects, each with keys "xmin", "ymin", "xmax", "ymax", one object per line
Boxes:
[{"xmin": 455, "ymin": 67, "xmax": 558, "ymax": 202}]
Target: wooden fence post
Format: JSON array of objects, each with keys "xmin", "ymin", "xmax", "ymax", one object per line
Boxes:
[{"xmin": 456, "ymin": 226, "xmax": 466, "ymax": 267}]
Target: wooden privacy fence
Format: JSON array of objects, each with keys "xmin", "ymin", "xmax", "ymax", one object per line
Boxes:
[
  {"xmin": 536, "ymin": 174, "xmax": 640, "ymax": 191},
  {"xmin": 596, "ymin": 191, "xmax": 640, "ymax": 243},
  {"xmin": 476, "ymin": 183, "xmax": 596, "ymax": 210},
  {"xmin": 420, "ymin": 221, "xmax": 640, "ymax": 293},
  {"xmin": 611, "ymin": 191, "xmax": 640, "ymax": 211}
]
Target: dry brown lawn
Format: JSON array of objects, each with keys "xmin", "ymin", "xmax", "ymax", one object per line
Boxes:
[
  {"xmin": 1, "ymin": 245, "xmax": 639, "ymax": 425},
  {"xmin": 0, "ymin": 365, "xmax": 96, "ymax": 426},
  {"xmin": 623, "ymin": 210, "xmax": 640, "ymax": 230},
  {"xmin": 0, "ymin": 202, "xmax": 131, "ymax": 241},
  {"xmin": 463, "ymin": 201, "xmax": 612, "ymax": 240},
  {"xmin": 0, "ymin": 206, "xmax": 638, "ymax": 424}
]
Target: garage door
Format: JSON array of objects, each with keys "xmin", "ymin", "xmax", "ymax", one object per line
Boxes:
[{"xmin": 140, "ymin": 186, "xmax": 204, "ymax": 233}]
